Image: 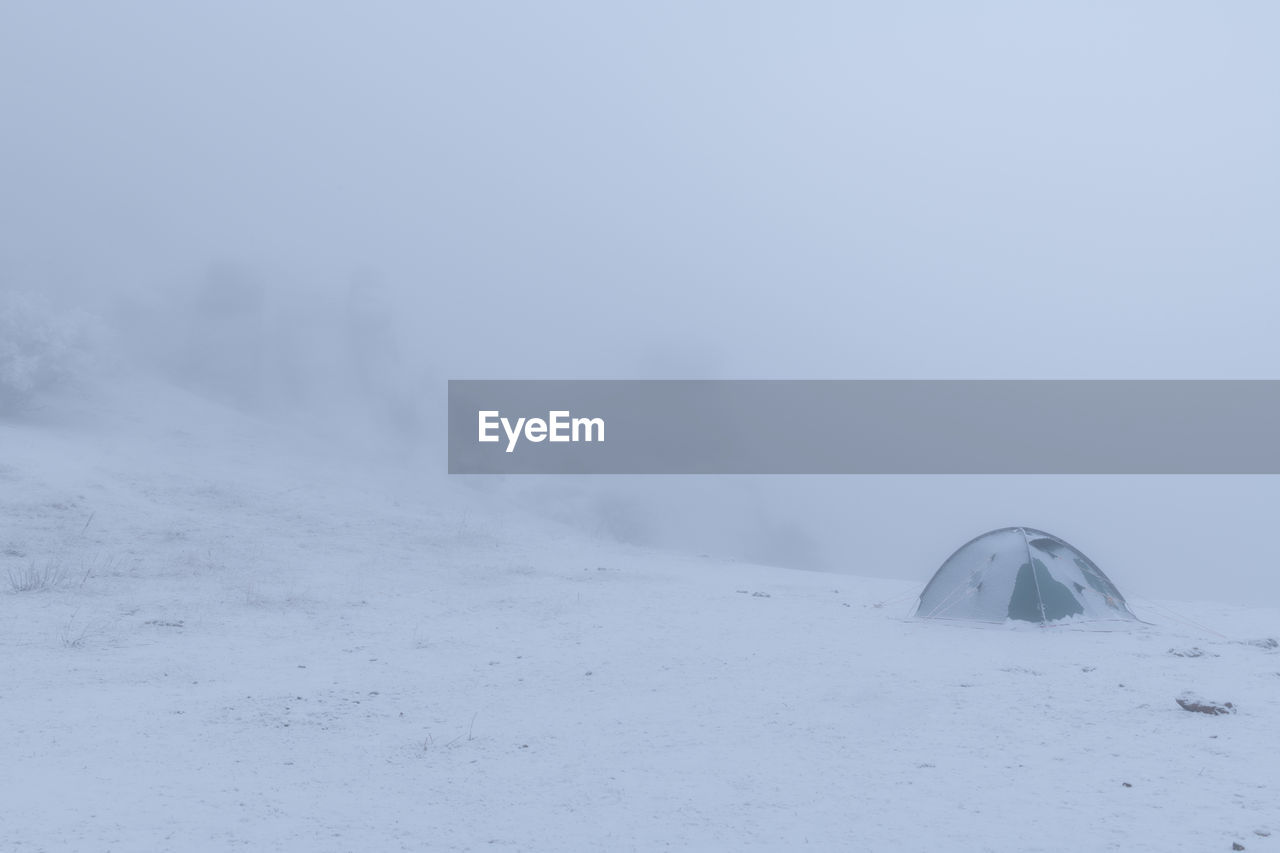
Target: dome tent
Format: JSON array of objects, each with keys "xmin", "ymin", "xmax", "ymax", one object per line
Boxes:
[{"xmin": 915, "ymin": 527, "xmax": 1138, "ymax": 625}]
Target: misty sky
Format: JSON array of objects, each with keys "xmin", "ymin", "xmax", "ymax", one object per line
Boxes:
[
  {"xmin": 4, "ymin": 4, "xmax": 1280, "ymax": 605},
  {"xmin": 6, "ymin": 3, "xmax": 1279, "ymax": 378}
]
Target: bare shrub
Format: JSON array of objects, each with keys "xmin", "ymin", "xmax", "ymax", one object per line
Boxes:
[{"xmin": 0, "ymin": 291, "xmax": 94, "ymax": 414}]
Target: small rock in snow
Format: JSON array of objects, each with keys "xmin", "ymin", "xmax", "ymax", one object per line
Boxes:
[{"xmin": 1175, "ymin": 692, "xmax": 1236, "ymax": 715}]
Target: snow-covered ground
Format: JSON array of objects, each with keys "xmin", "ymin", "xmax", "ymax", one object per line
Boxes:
[{"xmin": 3, "ymin": 383, "xmax": 1278, "ymax": 852}]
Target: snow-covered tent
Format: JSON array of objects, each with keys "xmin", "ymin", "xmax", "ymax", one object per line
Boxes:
[{"xmin": 915, "ymin": 527, "xmax": 1138, "ymax": 625}]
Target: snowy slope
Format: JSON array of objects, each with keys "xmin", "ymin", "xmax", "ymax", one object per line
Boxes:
[{"xmin": 2, "ymin": 384, "xmax": 1278, "ymax": 852}]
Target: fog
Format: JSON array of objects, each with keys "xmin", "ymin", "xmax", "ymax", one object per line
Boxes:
[{"xmin": 4, "ymin": 3, "xmax": 1280, "ymax": 605}]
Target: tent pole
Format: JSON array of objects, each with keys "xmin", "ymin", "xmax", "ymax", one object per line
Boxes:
[{"xmin": 1018, "ymin": 527, "xmax": 1047, "ymax": 626}]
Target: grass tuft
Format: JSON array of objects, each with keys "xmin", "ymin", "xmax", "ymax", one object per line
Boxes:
[{"xmin": 7, "ymin": 559, "xmax": 70, "ymax": 592}]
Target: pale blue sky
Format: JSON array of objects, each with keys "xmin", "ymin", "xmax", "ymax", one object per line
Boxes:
[{"xmin": 4, "ymin": 3, "xmax": 1278, "ymax": 378}]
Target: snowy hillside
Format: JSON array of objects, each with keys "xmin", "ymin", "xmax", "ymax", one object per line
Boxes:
[{"xmin": 3, "ymin": 384, "xmax": 1278, "ymax": 852}]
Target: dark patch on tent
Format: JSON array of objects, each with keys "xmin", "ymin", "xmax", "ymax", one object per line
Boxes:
[{"xmin": 1007, "ymin": 559, "xmax": 1084, "ymax": 622}]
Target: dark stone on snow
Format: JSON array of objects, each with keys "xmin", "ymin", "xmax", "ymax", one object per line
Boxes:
[{"xmin": 1175, "ymin": 693, "xmax": 1236, "ymax": 716}]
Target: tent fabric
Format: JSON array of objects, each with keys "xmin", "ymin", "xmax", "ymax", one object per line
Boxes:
[{"xmin": 915, "ymin": 527, "xmax": 1137, "ymax": 624}]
